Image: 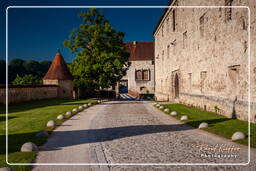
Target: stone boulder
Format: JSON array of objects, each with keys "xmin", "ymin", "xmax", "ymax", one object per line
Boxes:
[
  {"xmin": 159, "ymin": 106, "xmax": 164, "ymax": 109},
  {"xmin": 35, "ymin": 130, "xmax": 48, "ymax": 137},
  {"xmin": 153, "ymin": 102, "xmax": 158, "ymax": 106},
  {"xmin": 83, "ymin": 104, "xmax": 88, "ymax": 108},
  {"xmin": 156, "ymin": 104, "xmax": 160, "ymax": 108},
  {"xmin": 46, "ymin": 120, "xmax": 56, "ymax": 127},
  {"xmin": 97, "ymin": 100, "xmax": 101, "ymax": 103},
  {"xmin": 180, "ymin": 115, "xmax": 189, "ymax": 121},
  {"xmin": 20, "ymin": 142, "xmax": 38, "ymax": 152},
  {"xmin": 164, "ymin": 108, "xmax": 170, "ymax": 113},
  {"xmin": 88, "ymin": 103, "xmax": 92, "ymax": 106},
  {"xmin": 65, "ymin": 112, "xmax": 72, "ymax": 117},
  {"xmin": 72, "ymin": 108, "xmax": 78, "ymax": 113},
  {"xmin": 78, "ymin": 106, "xmax": 83, "ymax": 111},
  {"xmin": 232, "ymin": 132, "xmax": 246, "ymax": 141},
  {"xmin": 0, "ymin": 168, "xmax": 15, "ymax": 171},
  {"xmin": 57, "ymin": 114, "xmax": 64, "ymax": 120},
  {"xmin": 170, "ymin": 111, "xmax": 177, "ymax": 116},
  {"xmin": 198, "ymin": 122, "xmax": 208, "ymax": 129}
]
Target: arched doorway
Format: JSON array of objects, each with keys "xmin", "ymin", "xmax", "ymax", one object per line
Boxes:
[{"xmin": 174, "ymin": 73, "xmax": 179, "ymax": 98}]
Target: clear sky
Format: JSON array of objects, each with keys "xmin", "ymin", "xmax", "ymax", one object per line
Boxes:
[{"xmin": 1, "ymin": 0, "xmax": 169, "ymax": 63}]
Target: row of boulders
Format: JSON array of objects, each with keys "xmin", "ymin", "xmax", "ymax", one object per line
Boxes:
[
  {"xmin": 153, "ymin": 102, "xmax": 246, "ymax": 141},
  {"xmin": 18, "ymin": 101, "xmax": 102, "ymax": 155}
]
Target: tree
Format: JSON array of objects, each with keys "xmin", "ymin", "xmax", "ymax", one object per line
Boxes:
[
  {"xmin": 0, "ymin": 59, "xmax": 6, "ymax": 84},
  {"xmin": 12, "ymin": 74, "xmax": 42, "ymax": 85},
  {"xmin": 64, "ymin": 8, "xmax": 130, "ymax": 90}
]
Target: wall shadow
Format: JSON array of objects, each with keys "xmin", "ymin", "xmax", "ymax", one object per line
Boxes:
[{"xmin": 186, "ymin": 118, "xmax": 231, "ymax": 127}]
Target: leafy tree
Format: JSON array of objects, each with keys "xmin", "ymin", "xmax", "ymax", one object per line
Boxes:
[
  {"xmin": 64, "ymin": 8, "xmax": 130, "ymax": 90},
  {"xmin": 12, "ymin": 74, "xmax": 42, "ymax": 85},
  {"xmin": 0, "ymin": 59, "xmax": 6, "ymax": 84},
  {"xmin": 8, "ymin": 58, "xmax": 26, "ymax": 82}
]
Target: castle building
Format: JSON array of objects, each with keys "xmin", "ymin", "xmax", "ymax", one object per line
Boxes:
[
  {"xmin": 117, "ymin": 41, "xmax": 155, "ymax": 98},
  {"xmin": 153, "ymin": 0, "xmax": 256, "ymax": 122},
  {"xmin": 43, "ymin": 51, "xmax": 74, "ymax": 99}
]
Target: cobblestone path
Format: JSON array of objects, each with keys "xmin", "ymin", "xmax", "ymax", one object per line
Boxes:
[{"xmin": 33, "ymin": 100, "xmax": 255, "ymax": 171}]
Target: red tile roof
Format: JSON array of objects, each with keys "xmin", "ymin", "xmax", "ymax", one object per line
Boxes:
[
  {"xmin": 125, "ymin": 41, "xmax": 154, "ymax": 61},
  {"xmin": 43, "ymin": 52, "xmax": 73, "ymax": 80}
]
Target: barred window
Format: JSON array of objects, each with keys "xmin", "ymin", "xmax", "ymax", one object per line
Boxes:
[{"xmin": 135, "ymin": 69, "xmax": 150, "ymax": 81}]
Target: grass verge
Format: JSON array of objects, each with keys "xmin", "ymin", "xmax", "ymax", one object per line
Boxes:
[
  {"xmin": 157, "ymin": 103, "xmax": 256, "ymax": 148},
  {"xmin": 0, "ymin": 98, "xmax": 96, "ymax": 171}
]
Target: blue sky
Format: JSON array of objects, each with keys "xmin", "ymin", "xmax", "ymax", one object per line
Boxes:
[{"xmin": 0, "ymin": 0, "xmax": 169, "ymax": 63}]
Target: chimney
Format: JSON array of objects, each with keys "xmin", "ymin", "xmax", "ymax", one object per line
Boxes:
[{"xmin": 133, "ymin": 41, "xmax": 137, "ymax": 46}]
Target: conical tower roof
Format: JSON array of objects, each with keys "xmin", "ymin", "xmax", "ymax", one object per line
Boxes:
[{"xmin": 43, "ymin": 52, "xmax": 73, "ymax": 80}]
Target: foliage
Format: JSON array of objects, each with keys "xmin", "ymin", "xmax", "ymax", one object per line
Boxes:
[
  {"xmin": 0, "ymin": 59, "xmax": 5, "ymax": 84},
  {"xmin": 12, "ymin": 74, "xmax": 42, "ymax": 85},
  {"xmin": 64, "ymin": 8, "xmax": 130, "ymax": 90},
  {"xmin": 8, "ymin": 58, "xmax": 51, "ymax": 83},
  {"xmin": 161, "ymin": 104, "xmax": 256, "ymax": 148},
  {"xmin": 0, "ymin": 98, "xmax": 96, "ymax": 170}
]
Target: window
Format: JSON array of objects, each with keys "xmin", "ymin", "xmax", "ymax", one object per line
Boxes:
[
  {"xmin": 135, "ymin": 70, "xmax": 142, "ymax": 80},
  {"xmin": 167, "ymin": 17, "xmax": 169, "ymax": 33},
  {"xmin": 172, "ymin": 10, "xmax": 176, "ymax": 32},
  {"xmin": 183, "ymin": 31, "xmax": 187, "ymax": 48},
  {"xmin": 135, "ymin": 69, "xmax": 150, "ymax": 81},
  {"xmin": 200, "ymin": 14, "xmax": 205, "ymax": 37},
  {"xmin": 225, "ymin": 0, "xmax": 233, "ymax": 21},
  {"xmin": 152, "ymin": 60, "xmax": 155, "ymax": 65},
  {"xmin": 167, "ymin": 45, "xmax": 170, "ymax": 58}
]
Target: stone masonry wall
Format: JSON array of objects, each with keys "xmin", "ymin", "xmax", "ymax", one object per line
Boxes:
[
  {"xmin": 0, "ymin": 85, "xmax": 59, "ymax": 104},
  {"xmin": 154, "ymin": 0, "xmax": 256, "ymax": 122}
]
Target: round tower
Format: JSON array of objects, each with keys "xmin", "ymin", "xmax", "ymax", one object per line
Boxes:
[{"xmin": 43, "ymin": 51, "xmax": 73, "ymax": 99}]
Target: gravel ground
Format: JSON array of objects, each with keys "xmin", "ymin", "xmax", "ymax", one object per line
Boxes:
[{"xmin": 32, "ymin": 100, "xmax": 256, "ymax": 171}]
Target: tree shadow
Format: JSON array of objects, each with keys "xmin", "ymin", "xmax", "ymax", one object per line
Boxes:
[
  {"xmin": 0, "ymin": 116, "xmax": 16, "ymax": 122},
  {"xmin": 1, "ymin": 123, "xmax": 195, "ymax": 153}
]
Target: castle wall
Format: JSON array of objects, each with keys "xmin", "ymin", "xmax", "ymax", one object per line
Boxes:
[
  {"xmin": 0, "ymin": 85, "xmax": 59, "ymax": 104},
  {"xmin": 154, "ymin": 0, "xmax": 256, "ymax": 122}
]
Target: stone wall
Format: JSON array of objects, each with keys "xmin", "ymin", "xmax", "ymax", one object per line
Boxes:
[
  {"xmin": 43, "ymin": 79, "xmax": 73, "ymax": 99},
  {"xmin": 154, "ymin": 0, "xmax": 256, "ymax": 122},
  {"xmin": 126, "ymin": 60, "xmax": 155, "ymax": 95},
  {"xmin": 0, "ymin": 85, "xmax": 59, "ymax": 104}
]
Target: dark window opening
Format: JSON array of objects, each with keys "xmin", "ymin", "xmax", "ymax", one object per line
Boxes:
[
  {"xmin": 172, "ymin": 10, "xmax": 176, "ymax": 32},
  {"xmin": 200, "ymin": 14, "xmax": 205, "ymax": 37},
  {"xmin": 135, "ymin": 69, "xmax": 150, "ymax": 81}
]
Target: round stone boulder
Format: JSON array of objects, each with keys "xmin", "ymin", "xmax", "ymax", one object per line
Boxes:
[
  {"xmin": 170, "ymin": 111, "xmax": 177, "ymax": 116},
  {"xmin": 198, "ymin": 122, "xmax": 208, "ymax": 129},
  {"xmin": 88, "ymin": 103, "xmax": 92, "ymax": 106},
  {"xmin": 78, "ymin": 106, "xmax": 83, "ymax": 111},
  {"xmin": 20, "ymin": 142, "xmax": 38, "ymax": 152},
  {"xmin": 65, "ymin": 111, "xmax": 72, "ymax": 117},
  {"xmin": 156, "ymin": 104, "xmax": 160, "ymax": 108},
  {"xmin": 35, "ymin": 130, "xmax": 48, "ymax": 137},
  {"xmin": 97, "ymin": 100, "xmax": 101, "ymax": 103},
  {"xmin": 180, "ymin": 115, "xmax": 189, "ymax": 121},
  {"xmin": 83, "ymin": 104, "xmax": 88, "ymax": 108},
  {"xmin": 72, "ymin": 108, "xmax": 78, "ymax": 113},
  {"xmin": 232, "ymin": 131, "xmax": 246, "ymax": 141},
  {"xmin": 164, "ymin": 108, "xmax": 170, "ymax": 113},
  {"xmin": 153, "ymin": 102, "xmax": 158, "ymax": 106},
  {"xmin": 0, "ymin": 168, "xmax": 15, "ymax": 171},
  {"xmin": 159, "ymin": 106, "xmax": 164, "ymax": 109},
  {"xmin": 46, "ymin": 120, "xmax": 56, "ymax": 127},
  {"xmin": 57, "ymin": 114, "xmax": 65, "ymax": 120}
]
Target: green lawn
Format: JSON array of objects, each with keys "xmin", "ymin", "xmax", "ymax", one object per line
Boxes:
[
  {"xmin": 159, "ymin": 104, "xmax": 256, "ymax": 148},
  {"xmin": 0, "ymin": 98, "xmax": 96, "ymax": 171}
]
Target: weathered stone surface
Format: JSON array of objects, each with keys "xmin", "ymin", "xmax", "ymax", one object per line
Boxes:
[
  {"xmin": 21, "ymin": 142, "xmax": 38, "ymax": 152},
  {"xmin": 164, "ymin": 108, "xmax": 170, "ymax": 113},
  {"xmin": 232, "ymin": 132, "xmax": 246, "ymax": 141},
  {"xmin": 180, "ymin": 115, "xmax": 189, "ymax": 121},
  {"xmin": 72, "ymin": 108, "xmax": 78, "ymax": 113},
  {"xmin": 159, "ymin": 106, "xmax": 164, "ymax": 109},
  {"xmin": 57, "ymin": 115, "xmax": 64, "ymax": 120},
  {"xmin": 36, "ymin": 130, "xmax": 48, "ymax": 137},
  {"xmin": 83, "ymin": 104, "xmax": 88, "ymax": 108},
  {"xmin": 65, "ymin": 111, "xmax": 72, "ymax": 116},
  {"xmin": 198, "ymin": 122, "xmax": 208, "ymax": 129},
  {"xmin": 0, "ymin": 168, "xmax": 14, "ymax": 171},
  {"xmin": 46, "ymin": 120, "xmax": 56, "ymax": 127},
  {"xmin": 78, "ymin": 106, "xmax": 83, "ymax": 111},
  {"xmin": 170, "ymin": 111, "xmax": 177, "ymax": 116}
]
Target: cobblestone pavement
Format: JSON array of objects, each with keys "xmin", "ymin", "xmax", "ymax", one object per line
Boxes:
[{"xmin": 33, "ymin": 100, "xmax": 256, "ymax": 171}]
